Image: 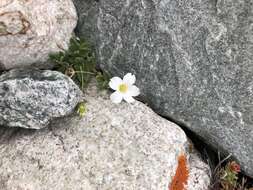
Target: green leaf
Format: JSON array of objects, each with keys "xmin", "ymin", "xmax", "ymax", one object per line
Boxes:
[
  {"xmin": 49, "ymin": 36, "xmax": 97, "ymax": 90},
  {"xmin": 96, "ymin": 71, "xmax": 110, "ymax": 90}
]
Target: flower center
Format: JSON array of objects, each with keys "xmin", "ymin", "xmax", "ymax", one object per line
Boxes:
[{"xmin": 119, "ymin": 84, "xmax": 128, "ymax": 93}]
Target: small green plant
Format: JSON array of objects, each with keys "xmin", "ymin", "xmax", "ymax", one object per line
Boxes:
[
  {"xmin": 96, "ymin": 71, "xmax": 110, "ymax": 90},
  {"xmin": 210, "ymin": 154, "xmax": 253, "ymax": 190},
  {"xmin": 76, "ymin": 102, "xmax": 87, "ymax": 117},
  {"xmin": 49, "ymin": 37, "xmax": 110, "ymax": 90},
  {"xmin": 220, "ymin": 161, "xmax": 240, "ymax": 190}
]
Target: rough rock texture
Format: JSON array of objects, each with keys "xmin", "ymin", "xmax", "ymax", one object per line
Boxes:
[
  {"xmin": 0, "ymin": 69, "xmax": 82, "ymax": 129},
  {"xmin": 0, "ymin": 85, "xmax": 211, "ymax": 190},
  {"xmin": 0, "ymin": 0, "xmax": 77, "ymax": 70},
  {"xmin": 74, "ymin": 0, "xmax": 253, "ymax": 177},
  {"xmin": 73, "ymin": 0, "xmax": 98, "ymax": 46}
]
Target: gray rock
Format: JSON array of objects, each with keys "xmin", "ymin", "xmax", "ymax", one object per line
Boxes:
[
  {"xmin": 0, "ymin": 69, "xmax": 82, "ymax": 129},
  {"xmin": 0, "ymin": 85, "xmax": 210, "ymax": 190},
  {"xmin": 73, "ymin": 0, "xmax": 98, "ymax": 46},
  {"xmin": 0, "ymin": 0, "xmax": 77, "ymax": 70},
  {"xmin": 75, "ymin": 0, "xmax": 253, "ymax": 176}
]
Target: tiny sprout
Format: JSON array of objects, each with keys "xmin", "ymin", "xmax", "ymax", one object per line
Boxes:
[
  {"xmin": 77, "ymin": 102, "xmax": 87, "ymax": 117},
  {"xmin": 220, "ymin": 161, "xmax": 241, "ymax": 189}
]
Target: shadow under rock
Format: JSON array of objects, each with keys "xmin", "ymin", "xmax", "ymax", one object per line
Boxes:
[
  {"xmin": 0, "ymin": 113, "xmax": 77, "ymax": 144},
  {"xmin": 0, "ymin": 126, "xmax": 38, "ymax": 144}
]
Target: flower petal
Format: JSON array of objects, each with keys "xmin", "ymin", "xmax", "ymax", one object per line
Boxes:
[
  {"xmin": 128, "ymin": 85, "xmax": 140, "ymax": 96},
  {"xmin": 109, "ymin": 77, "xmax": 122, "ymax": 90},
  {"xmin": 110, "ymin": 91, "xmax": 123, "ymax": 104},
  {"xmin": 123, "ymin": 73, "xmax": 136, "ymax": 85},
  {"xmin": 123, "ymin": 96, "xmax": 135, "ymax": 103}
]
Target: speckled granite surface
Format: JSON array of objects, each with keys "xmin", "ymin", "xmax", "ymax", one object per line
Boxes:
[
  {"xmin": 0, "ymin": 69, "xmax": 82, "ymax": 129},
  {"xmin": 0, "ymin": 84, "xmax": 210, "ymax": 190}
]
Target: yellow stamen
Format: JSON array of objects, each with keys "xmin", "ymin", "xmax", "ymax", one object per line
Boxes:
[{"xmin": 119, "ymin": 84, "xmax": 128, "ymax": 93}]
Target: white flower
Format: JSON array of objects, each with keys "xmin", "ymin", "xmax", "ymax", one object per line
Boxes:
[{"xmin": 109, "ymin": 73, "xmax": 140, "ymax": 104}]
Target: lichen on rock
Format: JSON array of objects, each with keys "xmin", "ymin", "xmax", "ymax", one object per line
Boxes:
[{"xmin": 169, "ymin": 154, "xmax": 189, "ymax": 190}]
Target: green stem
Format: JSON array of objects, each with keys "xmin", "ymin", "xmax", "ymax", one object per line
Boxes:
[{"xmin": 75, "ymin": 71, "xmax": 95, "ymax": 75}]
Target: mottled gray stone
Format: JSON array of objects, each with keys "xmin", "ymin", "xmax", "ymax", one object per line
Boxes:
[
  {"xmin": 0, "ymin": 69, "xmax": 82, "ymax": 129},
  {"xmin": 75, "ymin": 0, "xmax": 253, "ymax": 176},
  {"xmin": 73, "ymin": 0, "xmax": 98, "ymax": 46},
  {"xmin": 0, "ymin": 85, "xmax": 210, "ymax": 190},
  {"xmin": 0, "ymin": 0, "xmax": 77, "ymax": 70}
]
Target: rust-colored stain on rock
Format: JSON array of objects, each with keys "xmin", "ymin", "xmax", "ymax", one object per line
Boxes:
[
  {"xmin": 169, "ymin": 154, "xmax": 189, "ymax": 190},
  {"xmin": 0, "ymin": 11, "xmax": 30, "ymax": 36}
]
